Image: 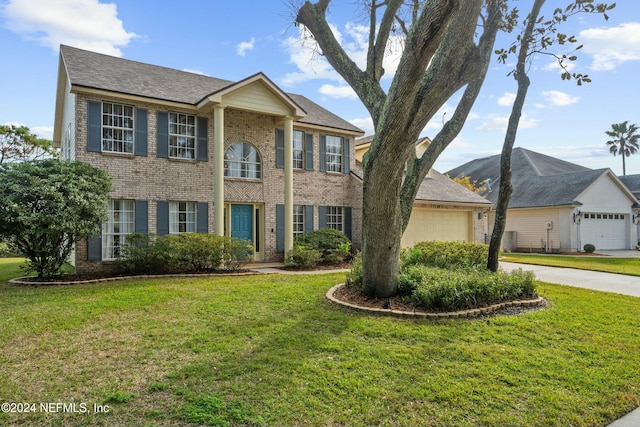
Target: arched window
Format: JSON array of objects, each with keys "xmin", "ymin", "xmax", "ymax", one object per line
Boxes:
[{"xmin": 224, "ymin": 142, "xmax": 262, "ymax": 179}]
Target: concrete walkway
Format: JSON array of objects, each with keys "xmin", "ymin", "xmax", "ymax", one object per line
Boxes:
[{"xmin": 500, "ymin": 260, "xmax": 640, "ymax": 427}]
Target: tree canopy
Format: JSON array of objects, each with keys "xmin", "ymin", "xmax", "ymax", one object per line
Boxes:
[
  {"xmin": 0, "ymin": 124, "xmax": 57, "ymax": 163},
  {"xmin": 0, "ymin": 159, "xmax": 112, "ymax": 277}
]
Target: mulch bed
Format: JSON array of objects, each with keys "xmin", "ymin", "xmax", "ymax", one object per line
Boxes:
[{"xmin": 332, "ymin": 285, "xmax": 548, "ymax": 318}]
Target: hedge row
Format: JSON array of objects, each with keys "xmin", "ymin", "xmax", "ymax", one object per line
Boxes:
[{"xmin": 116, "ymin": 233, "xmax": 253, "ymax": 274}]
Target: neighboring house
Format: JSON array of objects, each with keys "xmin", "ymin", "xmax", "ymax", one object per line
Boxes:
[
  {"xmin": 448, "ymin": 147, "xmax": 639, "ymax": 252},
  {"xmin": 354, "ymin": 137, "xmax": 492, "ymax": 247},
  {"xmin": 53, "ymin": 45, "xmax": 364, "ymax": 273},
  {"xmin": 618, "ymin": 174, "xmax": 640, "ymax": 246}
]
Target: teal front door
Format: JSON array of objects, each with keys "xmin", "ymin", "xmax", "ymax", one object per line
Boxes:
[{"xmin": 231, "ymin": 204, "xmax": 253, "ymax": 243}]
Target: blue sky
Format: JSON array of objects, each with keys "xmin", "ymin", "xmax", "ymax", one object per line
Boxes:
[{"xmin": 1, "ymin": 0, "xmax": 640, "ymax": 174}]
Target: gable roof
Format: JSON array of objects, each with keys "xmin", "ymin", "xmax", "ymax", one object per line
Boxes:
[
  {"xmin": 57, "ymin": 45, "xmax": 363, "ymax": 134},
  {"xmin": 447, "ymin": 147, "xmax": 634, "ymax": 208},
  {"xmin": 416, "ymin": 169, "xmax": 492, "ymax": 206}
]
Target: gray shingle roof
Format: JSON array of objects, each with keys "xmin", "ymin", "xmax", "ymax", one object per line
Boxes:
[
  {"xmin": 60, "ymin": 45, "xmax": 363, "ymax": 134},
  {"xmin": 446, "ymin": 147, "xmax": 609, "ymax": 208},
  {"xmin": 619, "ymin": 174, "xmax": 640, "ymax": 196}
]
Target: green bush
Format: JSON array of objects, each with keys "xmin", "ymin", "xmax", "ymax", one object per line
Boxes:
[
  {"xmin": 115, "ymin": 233, "xmax": 168, "ymax": 274},
  {"xmin": 163, "ymin": 233, "xmax": 226, "ymax": 272},
  {"xmin": 401, "ymin": 241, "xmax": 488, "ymax": 270},
  {"xmin": 0, "ymin": 240, "xmax": 20, "ymax": 258},
  {"xmin": 295, "ymin": 228, "xmax": 351, "ymax": 264},
  {"xmin": 583, "ymin": 243, "xmax": 596, "ymax": 253},
  {"xmin": 116, "ymin": 233, "xmax": 253, "ymax": 274},
  {"xmin": 284, "ymin": 245, "xmax": 323, "ymax": 269},
  {"xmin": 345, "ymin": 252, "xmax": 363, "ymax": 289},
  {"xmin": 398, "ymin": 265, "xmax": 537, "ymax": 311},
  {"xmin": 222, "ymin": 238, "xmax": 254, "ymax": 270}
]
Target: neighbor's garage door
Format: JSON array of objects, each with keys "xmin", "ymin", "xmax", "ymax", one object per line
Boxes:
[
  {"xmin": 401, "ymin": 208, "xmax": 471, "ymax": 248},
  {"xmin": 581, "ymin": 213, "xmax": 628, "ymax": 250}
]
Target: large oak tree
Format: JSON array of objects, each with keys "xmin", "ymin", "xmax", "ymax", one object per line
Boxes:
[{"xmin": 296, "ymin": 0, "xmax": 503, "ymax": 297}]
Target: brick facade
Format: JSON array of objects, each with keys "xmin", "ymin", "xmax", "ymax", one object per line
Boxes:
[{"xmin": 71, "ymin": 94, "xmax": 361, "ymax": 274}]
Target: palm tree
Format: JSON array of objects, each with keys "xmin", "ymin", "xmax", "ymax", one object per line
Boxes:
[{"xmin": 606, "ymin": 121, "xmax": 640, "ymax": 176}]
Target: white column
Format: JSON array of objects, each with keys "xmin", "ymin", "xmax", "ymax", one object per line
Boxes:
[
  {"xmin": 214, "ymin": 105, "xmax": 225, "ymax": 236},
  {"xmin": 284, "ymin": 116, "xmax": 294, "ymax": 254}
]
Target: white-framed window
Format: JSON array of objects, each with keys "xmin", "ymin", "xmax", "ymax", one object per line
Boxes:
[
  {"xmin": 102, "ymin": 102, "xmax": 134, "ymax": 153},
  {"xmin": 293, "ymin": 130, "xmax": 304, "ymax": 169},
  {"xmin": 103, "ymin": 199, "xmax": 135, "ymax": 260},
  {"xmin": 224, "ymin": 142, "xmax": 262, "ymax": 179},
  {"xmin": 325, "ymin": 135, "xmax": 343, "ymax": 173},
  {"xmin": 170, "ymin": 201, "xmax": 196, "ymax": 233},
  {"xmin": 169, "ymin": 112, "xmax": 196, "ymax": 159},
  {"xmin": 326, "ymin": 206, "xmax": 344, "ymax": 232},
  {"xmin": 293, "ymin": 205, "xmax": 305, "ymax": 238}
]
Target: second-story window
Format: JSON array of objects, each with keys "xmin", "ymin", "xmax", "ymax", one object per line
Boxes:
[
  {"xmin": 293, "ymin": 130, "xmax": 304, "ymax": 169},
  {"xmin": 102, "ymin": 102, "xmax": 134, "ymax": 153},
  {"xmin": 325, "ymin": 135, "xmax": 343, "ymax": 173},
  {"xmin": 224, "ymin": 142, "xmax": 262, "ymax": 179},
  {"xmin": 169, "ymin": 113, "xmax": 196, "ymax": 159}
]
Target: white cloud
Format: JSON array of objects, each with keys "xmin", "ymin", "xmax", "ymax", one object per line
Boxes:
[
  {"xmin": 349, "ymin": 117, "xmax": 374, "ymax": 136},
  {"xmin": 236, "ymin": 37, "xmax": 255, "ymax": 57},
  {"xmin": 541, "ymin": 90, "xmax": 579, "ymax": 107},
  {"xmin": 497, "ymin": 92, "xmax": 516, "ymax": 107},
  {"xmin": 279, "ymin": 20, "xmax": 404, "ymax": 87},
  {"xmin": 32, "ymin": 126, "xmax": 54, "ymax": 140},
  {"xmin": 318, "ymin": 84, "xmax": 358, "ymax": 99},
  {"xmin": 580, "ymin": 22, "xmax": 640, "ymax": 71},
  {"xmin": 477, "ymin": 113, "xmax": 539, "ymax": 132},
  {"xmin": 2, "ymin": 0, "xmax": 136, "ymax": 56},
  {"xmin": 542, "ymin": 59, "xmax": 576, "ymax": 73}
]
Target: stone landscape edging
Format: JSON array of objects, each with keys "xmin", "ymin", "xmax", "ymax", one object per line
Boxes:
[
  {"xmin": 326, "ymin": 283, "xmax": 546, "ymax": 319},
  {"xmin": 8, "ymin": 270, "xmax": 262, "ymax": 286}
]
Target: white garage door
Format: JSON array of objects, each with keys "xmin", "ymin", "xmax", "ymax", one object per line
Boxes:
[
  {"xmin": 401, "ymin": 208, "xmax": 471, "ymax": 248},
  {"xmin": 581, "ymin": 213, "xmax": 628, "ymax": 250}
]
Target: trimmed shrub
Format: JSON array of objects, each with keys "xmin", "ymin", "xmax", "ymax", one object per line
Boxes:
[
  {"xmin": 401, "ymin": 241, "xmax": 488, "ymax": 270},
  {"xmin": 116, "ymin": 233, "xmax": 253, "ymax": 274},
  {"xmin": 398, "ymin": 265, "xmax": 536, "ymax": 311},
  {"xmin": 115, "ymin": 233, "xmax": 167, "ymax": 274},
  {"xmin": 284, "ymin": 245, "xmax": 323, "ymax": 269},
  {"xmin": 222, "ymin": 238, "xmax": 254, "ymax": 270},
  {"xmin": 583, "ymin": 243, "xmax": 596, "ymax": 253},
  {"xmin": 295, "ymin": 229, "xmax": 351, "ymax": 264}
]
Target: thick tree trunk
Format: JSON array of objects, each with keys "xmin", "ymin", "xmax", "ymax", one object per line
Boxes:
[{"xmin": 361, "ymin": 178, "xmax": 403, "ymax": 298}]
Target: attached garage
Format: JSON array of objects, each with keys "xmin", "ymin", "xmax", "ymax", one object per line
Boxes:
[
  {"xmin": 401, "ymin": 208, "xmax": 473, "ymax": 247},
  {"xmin": 581, "ymin": 213, "xmax": 628, "ymax": 250}
]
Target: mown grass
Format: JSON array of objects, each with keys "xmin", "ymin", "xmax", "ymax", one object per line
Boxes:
[
  {"xmin": 1, "ymin": 259, "xmax": 639, "ymax": 426},
  {"xmin": 502, "ymin": 253, "xmax": 640, "ymax": 276}
]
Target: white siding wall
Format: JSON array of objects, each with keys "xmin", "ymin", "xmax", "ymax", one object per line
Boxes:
[
  {"xmin": 489, "ymin": 208, "xmax": 563, "ymax": 252},
  {"xmin": 61, "ymin": 78, "xmax": 76, "ymax": 160}
]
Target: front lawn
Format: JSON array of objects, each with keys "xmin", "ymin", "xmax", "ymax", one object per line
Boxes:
[
  {"xmin": 1, "ymin": 259, "xmax": 639, "ymax": 426},
  {"xmin": 501, "ymin": 253, "xmax": 640, "ymax": 276}
]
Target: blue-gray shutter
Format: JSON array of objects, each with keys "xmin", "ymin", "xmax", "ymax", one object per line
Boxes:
[
  {"xmin": 318, "ymin": 206, "xmax": 327, "ymax": 228},
  {"xmin": 275, "ymin": 129, "xmax": 284, "ymax": 168},
  {"xmin": 157, "ymin": 201, "xmax": 169, "ymax": 236},
  {"xmin": 305, "ymin": 133, "xmax": 314, "ymax": 171},
  {"xmin": 319, "ymin": 135, "xmax": 327, "ymax": 172},
  {"xmin": 197, "ymin": 202, "xmax": 209, "ymax": 233},
  {"xmin": 343, "ymin": 138, "xmax": 350, "ymax": 174},
  {"xmin": 87, "ymin": 236, "xmax": 102, "ymax": 260},
  {"xmin": 134, "ymin": 108, "xmax": 148, "ymax": 156},
  {"xmin": 276, "ymin": 204, "xmax": 284, "ymax": 252},
  {"xmin": 197, "ymin": 117, "xmax": 208, "ymax": 161},
  {"xmin": 135, "ymin": 200, "xmax": 148, "ymax": 234},
  {"xmin": 344, "ymin": 207, "xmax": 352, "ymax": 240},
  {"xmin": 305, "ymin": 205, "xmax": 314, "ymax": 232},
  {"xmin": 156, "ymin": 112, "xmax": 169, "ymax": 158},
  {"xmin": 87, "ymin": 101, "xmax": 102, "ymax": 152}
]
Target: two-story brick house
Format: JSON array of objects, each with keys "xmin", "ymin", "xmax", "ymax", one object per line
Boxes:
[{"xmin": 53, "ymin": 45, "xmax": 364, "ymax": 273}]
